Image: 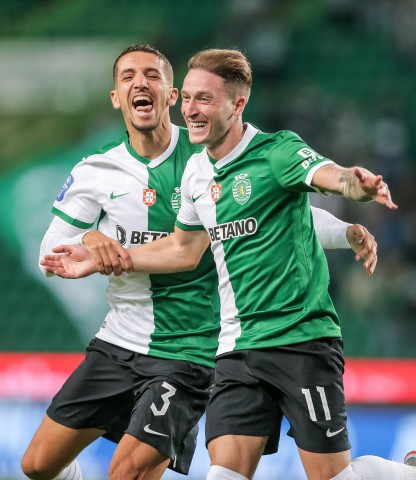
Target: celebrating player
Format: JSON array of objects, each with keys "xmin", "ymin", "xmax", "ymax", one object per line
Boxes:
[{"xmin": 23, "ymin": 45, "xmax": 376, "ymax": 480}]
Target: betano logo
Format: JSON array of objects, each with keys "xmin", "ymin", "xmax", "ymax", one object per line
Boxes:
[
  {"xmin": 208, "ymin": 217, "xmax": 257, "ymax": 242},
  {"xmin": 297, "ymin": 147, "xmax": 324, "ymax": 169},
  {"xmin": 116, "ymin": 225, "xmax": 170, "ymax": 246}
]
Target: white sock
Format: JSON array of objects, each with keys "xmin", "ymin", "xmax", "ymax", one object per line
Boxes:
[
  {"xmin": 206, "ymin": 465, "xmax": 249, "ymax": 480},
  {"xmin": 53, "ymin": 460, "xmax": 83, "ymax": 480},
  {"xmin": 331, "ymin": 455, "xmax": 416, "ymax": 480}
]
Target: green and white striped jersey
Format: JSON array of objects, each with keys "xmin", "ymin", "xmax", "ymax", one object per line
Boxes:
[
  {"xmin": 52, "ymin": 124, "xmax": 220, "ymax": 367},
  {"xmin": 176, "ymin": 124, "xmax": 341, "ymax": 356}
]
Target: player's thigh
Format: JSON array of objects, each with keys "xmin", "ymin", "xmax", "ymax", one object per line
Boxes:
[
  {"xmin": 277, "ymin": 338, "xmax": 350, "ymax": 454},
  {"xmin": 47, "ymin": 338, "xmax": 135, "ymax": 442},
  {"xmin": 22, "ymin": 414, "xmax": 104, "ymax": 475},
  {"xmin": 208, "ymin": 434, "xmax": 267, "ymax": 479},
  {"xmin": 125, "ymin": 356, "xmax": 212, "ymax": 474},
  {"xmin": 126, "ymin": 375, "xmax": 208, "ymax": 474},
  {"xmin": 298, "ymin": 448, "xmax": 351, "ymax": 480},
  {"xmin": 205, "ymin": 352, "xmax": 282, "ymax": 455},
  {"xmin": 110, "ymin": 433, "xmax": 171, "ymax": 480}
]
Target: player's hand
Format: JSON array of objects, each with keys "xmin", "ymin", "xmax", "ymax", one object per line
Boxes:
[
  {"xmin": 82, "ymin": 231, "xmax": 133, "ymax": 276},
  {"xmin": 353, "ymin": 167, "xmax": 398, "ymax": 210},
  {"xmin": 346, "ymin": 224, "xmax": 377, "ymax": 276},
  {"xmin": 40, "ymin": 245, "xmax": 96, "ymax": 278}
]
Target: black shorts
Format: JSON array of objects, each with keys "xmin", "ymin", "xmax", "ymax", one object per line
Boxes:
[
  {"xmin": 47, "ymin": 338, "xmax": 213, "ymax": 474},
  {"xmin": 205, "ymin": 338, "xmax": 350, "ymax": 455}
]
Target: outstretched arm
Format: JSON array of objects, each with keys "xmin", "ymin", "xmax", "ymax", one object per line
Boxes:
[
  {"xmin": 312, "ymin": 165, "xmax": 398, "ymax": 209},
  {"xmin": 127, "ymin": 226, "xmax": 210, "ymax": 274},
  {"xmin": 311, "ymin": 206, "xmax": 377, "ymax": 275},
  {"xmin": 42, "ymin": 226, "xmax": 210, "ymax": 278},
  {"xmin": 311, "ymin": 206, "xmax": 350, "ymax": 249}
]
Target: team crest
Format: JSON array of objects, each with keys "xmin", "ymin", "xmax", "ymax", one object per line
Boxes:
[
  {"xmin": 211, "ymin": 184, "xmax": 222, "ymax": 202},
  {"xmin": 171, "ymin": 187, "xmax": 182, "ymax": 213},
  {"xmin": 232, "ymin": 173, "xmax": 251, "ymax": 205},
  {"xmin": 143, "ymin": 188, "xmax": 156, "ymax": 206}
]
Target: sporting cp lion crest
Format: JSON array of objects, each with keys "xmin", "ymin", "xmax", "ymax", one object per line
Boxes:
[
  {"xmin": 143, "ymin": 188, "xmax": 156, "ymax": 206},
  {"xmin": 232, "ymin": 173, "xmax": 251, "ymax": 205},
  {"xmin": 171, "ymin": 187, "xmax": 182, "ymax": 213}
]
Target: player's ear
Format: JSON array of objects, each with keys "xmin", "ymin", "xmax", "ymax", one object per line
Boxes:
[
  {"xmin": 110, "ymin": 89, "xmax": 120, "ymax": 110},
  {"xmin": 233, "ymin": 96, "xmax": 247, "ymax": 117},
  {"xmin": 168, "ymin": 87, "xmax": 179, "ymax": 107}
]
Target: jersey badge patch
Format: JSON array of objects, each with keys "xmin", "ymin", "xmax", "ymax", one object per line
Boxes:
[
  {"xmin": 56, "ymin": 174, "xmax": 74, "ymax": 202},
  {"xmin": 143, "ymin": 188, "xmax": 156, "ymax": 206},
  {"xmin": 297, "ymin": 147, "xmax": 324, "ymax": 169},
  {"xmin": 232, "ymin": 174, "xmax": 251, "ymax": 205},
  {"xmin": 171, "ymin": 187, "xmax": 181, "ymax": 213},
  {"xmin": 211, "ymin": 184, "xmax": 222, "ymax": 202}
]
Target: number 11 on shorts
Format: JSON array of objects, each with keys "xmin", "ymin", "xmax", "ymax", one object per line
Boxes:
[{"xmin": 301, "ymin": 387, "xmax": 332, "ymax": 421}]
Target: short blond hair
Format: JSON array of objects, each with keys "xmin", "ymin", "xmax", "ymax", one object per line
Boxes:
[{"xmin": 188, "ymin": 48, "xmax": 252, "ymax": 99}]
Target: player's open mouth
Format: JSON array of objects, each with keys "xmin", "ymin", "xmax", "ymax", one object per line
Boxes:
[
  {"xmin": 132, "ymin": 95, "xmax": 153, "ymax": 113},
  {"xmin": 189, "ymin": 121, "xmax": 207, "ymax": 131}
]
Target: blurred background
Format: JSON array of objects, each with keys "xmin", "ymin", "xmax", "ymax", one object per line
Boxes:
[{"xmin": 0, "ymin": 0, "xmax": 415, "ymax": 479}]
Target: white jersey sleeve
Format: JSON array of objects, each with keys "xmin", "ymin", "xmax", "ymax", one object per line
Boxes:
[
  {"xmin": 39, "ymin": 216, "xmax": 90, "ymax": 276},
  {"xmin": 311, "ymin": 206, "xmax": 351, "ymax": 249},
  {"xmin": 176, "ymin": 158, "xmax": 204, "ymax": 229},
  {"xmin": 52, "ymin": 161, "xmax": 102, "ymax": 228}
]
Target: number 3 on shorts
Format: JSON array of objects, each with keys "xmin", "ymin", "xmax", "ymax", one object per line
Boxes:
[
  {"xmin": 301, "ymin": 386, "xmax": 332, "ymax": 421},
  {"xmin": 151, "ymin": 381, "xmax": 177, "ymax": 416}
]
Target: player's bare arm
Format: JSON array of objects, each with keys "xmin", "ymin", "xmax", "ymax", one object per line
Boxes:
[
  {"xmin": 312, "ymin": 164, "xmax": 398, "ymax": 210},
  {"xmin": 42, "ymin": 227, "xmax": 210, "ymax": 278},
  {"xmin": 346, "ymin": 224, "xmax": 377, "ymax": 276},
  {"xmin": 127, "ymin": 226, "xmax": 210, "ymax": 273}
]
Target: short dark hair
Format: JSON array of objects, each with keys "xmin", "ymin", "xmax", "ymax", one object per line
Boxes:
[
  {"xmin": 113, "ymin": 44, "xmax": 174, "ymax": 85},
  {"xmin": 188, "ymin": 48, "xmax": 252, "ymax": 98}
]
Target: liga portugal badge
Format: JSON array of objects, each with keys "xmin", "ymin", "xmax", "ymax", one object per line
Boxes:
[
  {"xmin": 143, "ymin": 188, "xmax": 156, "ymax": 206},
  {"xmin": 171, "ymin": 187, "xmax": 181, "ymax": 213},
  {"xmin": 211, "ymin": 184, "xmax": 222, "ymax": 202}
]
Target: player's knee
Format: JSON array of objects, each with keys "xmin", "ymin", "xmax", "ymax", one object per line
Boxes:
[
  {"xmin": 109, "ymin": 456, "xmax": 132, "ymax": 480},
  {"xmin": 109, "ymin": 454, "xmax": 167, "ymax": 480},
  {"xmin": 109, "ymin": 461, "xmax": 138, "ymax": 480},
  {"xmin": 21, "ymin": 452, "xmax": 60, "ymax": 480},
  {"xmin": 109, "ymin": 460, "xmax": 148, "ymax": 480},
  {"xmin": 21, "ymin": 452, "xmax": 38, "ymax": 479}
]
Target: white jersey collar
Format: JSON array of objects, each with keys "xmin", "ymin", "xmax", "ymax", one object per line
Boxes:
[
  {"xmin": 146, "ymin": 124, "xmax": 180, "ymax": 169},
  {"xmin": 209, "ymin": 123, "xmax": 258, "ymax": 169}
]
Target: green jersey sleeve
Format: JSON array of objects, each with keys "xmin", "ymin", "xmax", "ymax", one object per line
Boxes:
[{"xmin": 268, "ymin": 130, "xmax": 334, "ymax": 193}]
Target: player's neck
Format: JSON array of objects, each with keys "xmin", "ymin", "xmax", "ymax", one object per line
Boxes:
[
  {"xmin": 207, "ymin": 121, "xmax": 246, "ymax": 162},
  {"xmin": 129, "ymin": 121, "xmax": 172, "ymax": 160}
]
